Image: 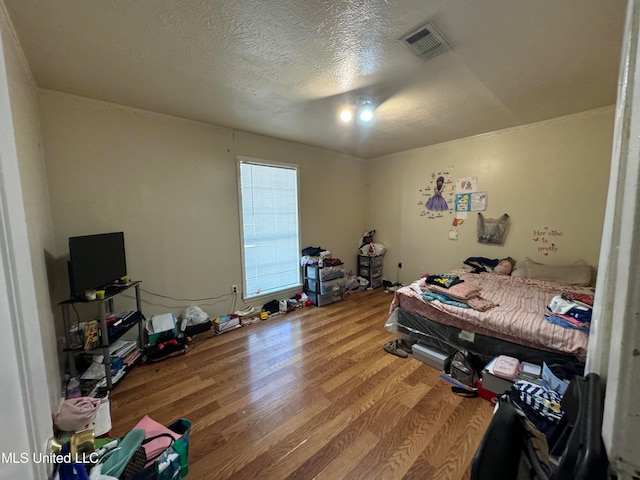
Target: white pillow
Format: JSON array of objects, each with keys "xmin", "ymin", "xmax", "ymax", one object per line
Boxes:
[
  {"xmin": 525, "ymin": 259, "xmax": 592, "ymax": 286},
  {"xmin": 511, "ymin": 267, "xmax": 526, "ymax": 278},
  {"xmin": 511, "ymin": 257, "xmax": 540, "ymax": 278}
]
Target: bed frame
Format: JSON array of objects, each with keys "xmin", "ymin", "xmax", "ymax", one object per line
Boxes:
[{"xmin": 392, "ymin": 307, "xmax": 585, "ymax": 378}]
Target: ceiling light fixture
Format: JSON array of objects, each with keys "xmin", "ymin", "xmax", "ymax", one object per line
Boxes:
[
  {"xmin": 357, "ymin": 101, "xmax": 375, "ymax": 123},
  {"xmin": 339, "ymin": 108, "xmax": 353, "ymax": 123},
  {"xmin": 339, "ymin": 97, "xmax": 376, "ymax": 126}
]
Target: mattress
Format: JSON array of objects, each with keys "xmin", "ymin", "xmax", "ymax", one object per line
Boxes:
[{"xmin": 386, "ymin": 269, "xmax": 593, "ymax": 372}]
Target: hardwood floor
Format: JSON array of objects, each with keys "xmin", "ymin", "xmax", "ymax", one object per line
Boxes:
[{"xmin": 109, "ymin": 288, "xmax": 493, "ymax": 480}]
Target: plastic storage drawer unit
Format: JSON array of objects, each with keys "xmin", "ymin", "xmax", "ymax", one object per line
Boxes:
[
  {"xmin": 358, "ymin": 255, "xmax": 384, "ymax": 268},
  {"xmin": 357, "ymin": 254, "xmax": 384, "ymax": 289},
  {"xmin": 412, "ymin": 343, "xmax": 449, "ymax": 371},
  {"xmin": 305, "ymin": 264, "xmax": 345, "ymax": 281},
  {"xmin": 307, "ymin": 290, "xmax": 345, "ymax": 306},
  {"xmin": 306, "ymin": 277, "xmax": 346, "ymax": 294}
]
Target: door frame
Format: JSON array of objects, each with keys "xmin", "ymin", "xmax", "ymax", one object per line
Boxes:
[{"xmin": 0, "ymin": 22, "xmax": 53, "ymax": 480}]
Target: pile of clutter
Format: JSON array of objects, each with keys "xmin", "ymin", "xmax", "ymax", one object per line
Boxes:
[
  {"xmin": 545, "ymin": 291, "xmax": 593, "ymax": 333},
  {"xmin": 301, "ymin": 245, "xmax": 343, "ymax": 269},
  {"xmin": 260, "ymin": 292, "xmax": 311, "ymax": 317},
  {"xmin": 176, "ymin": 292, "xmax": 313, "ymax": 337},
  {"xmin": 355, "ymin": 229, "xmax": 390, "ymax": 291},
  {"xmin": 358, "ymin": 229, "xmax": 387, "ymax": 257}
]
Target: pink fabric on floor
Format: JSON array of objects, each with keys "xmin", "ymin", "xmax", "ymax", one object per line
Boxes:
[
  {"xmin": 54, "ymin": 397, "xmax": 101, "ymax": 432},
  {"xmin": 133, "ymin": 415, "xmax": 180, "ymax": 465}
]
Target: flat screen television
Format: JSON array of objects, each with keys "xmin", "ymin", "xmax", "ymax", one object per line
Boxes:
[{"xmin": 68, "ymin": 232, "xmax": 127, "ymax": 298}]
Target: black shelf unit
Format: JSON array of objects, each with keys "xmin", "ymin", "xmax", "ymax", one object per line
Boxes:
[{"xmin": 60, "ymin": 281, "xmax": 145, "ymax": 391}]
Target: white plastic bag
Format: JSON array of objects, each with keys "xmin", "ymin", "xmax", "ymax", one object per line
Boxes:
[
  {"xmin": 359, "ymin": 242, "xmax": 387, "ymax": 256},
  {"xmin": 89, "ymin": 464, "xmax": 119, "ymax": 480},
  {"xmin": 180, "ymin": 306, "xmax": 209, "ymax": 331},
  {"xmin": 477, "ymin": 213, "xmax": 510, "ymax": 245}
]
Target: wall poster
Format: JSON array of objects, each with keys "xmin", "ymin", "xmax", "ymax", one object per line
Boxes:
[
  {"xmin": 455, "ymin": 176, "xmax": 477, "ymax": 192},
  {"xmin": 455, "ymin": 192, "xmax": 487, "ymax": 212},
  {"xmin": 418, "ymin": 171, "xmax": 454, "ymax": 220}
]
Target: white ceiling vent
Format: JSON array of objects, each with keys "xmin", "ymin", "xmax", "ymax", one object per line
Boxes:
[{"xmin": 399, "ymin": 22, "xmax": 451, "ymax": 60}]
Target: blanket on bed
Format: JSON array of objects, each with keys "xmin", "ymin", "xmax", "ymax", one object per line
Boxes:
[{"xmin": 390, "ymin": 269, "xmax": 594, "ymax": 361}]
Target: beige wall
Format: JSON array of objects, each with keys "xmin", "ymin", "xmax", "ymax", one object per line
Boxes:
[
  {"xmin": 367, "ymin": 107, "xmax": 615, "ymax": 284},
  {"xmin": 39, "ymin": 90, "xmax": 368, "ymax": 321},
  {"xmin": 1, "ymin": 8, "xmax": 60, "ymax": 407}
]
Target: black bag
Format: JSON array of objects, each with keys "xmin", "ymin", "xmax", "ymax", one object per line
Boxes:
[
  {"xmin": 122, "ymin": 433, "xmax": 175, "ymax": 479},
  {"xmin": 450, "ymin": 349, "xmax": 481, "ymax": 388},
  {"xmin": 263, "ymin": 299, "xmax": 280, "ymax": 315}
]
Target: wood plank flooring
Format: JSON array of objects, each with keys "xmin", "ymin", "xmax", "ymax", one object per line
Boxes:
[{"xmin": 109, "ymin": 288, "xmax": 493, "ymax": 480}]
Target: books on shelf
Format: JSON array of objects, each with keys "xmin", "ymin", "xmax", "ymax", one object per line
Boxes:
[
  {"xmin": 105, "ymin": 310, "xmax": 136, "ymax": 327},
  {"xmin": 80, "ymin": 360, "xmax": 107, "ymax": 381},
  {"xmin": 83, "ymin": 320, "xmax": 99, "ymax": 350},
  {"xmin": 97, "ymin": 368, "xmax": 126, "ymax": 388},
  {"xmin": 109, "ymin": 339, "xmax": 137, "ymax": 357},
  {"xmin": 123, "ymin": 348, "xmax": 142, "ymax": 367},
  {"xmin": 79, "ymin": 343, "xmax": 139, "ymax": 383}
]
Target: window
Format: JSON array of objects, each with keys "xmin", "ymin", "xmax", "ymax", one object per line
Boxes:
[{"xmin": 238, "ymin": 158, "xmax": 301, "ymax": 299}]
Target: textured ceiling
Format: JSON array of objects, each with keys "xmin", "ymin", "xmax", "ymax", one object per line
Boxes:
[{"xmin": 2, "ymin": 0, "xmax": 627, "ymax": 159}]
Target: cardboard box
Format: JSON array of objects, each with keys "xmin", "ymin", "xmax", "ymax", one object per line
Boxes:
[
  {"xmin": 482, "ymin": 357, "xmax": 515, "ymax": 394},
  {"xmin": 214, "ymin": 315, "xmax": 240, "ymax": 334},
  {"xmin": 148, "ymin": 313, "xmax": 178, "ymax": 345},
  {"xmin": 412, "ymin": 343, "xmax": 449, "ymax": 371},
  {"xmin": 477, "ymin": 379, "xmax": 498, "ymax": 405},
  {"xmin": 481, "ymin": 372, "xmax": 513, "ymax": 395}
]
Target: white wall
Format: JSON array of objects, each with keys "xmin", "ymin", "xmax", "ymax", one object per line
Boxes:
[
  {"xmin": 39, "ymin": 90, "xmax": 369, "ymax": 324},
  {"xmin": 586, "ymin": 3, "xmax": 640, "ymax": 475},
  {"xmin": 0, "ymin": 3, "xmax": 59, "ymax": 411},
  {"xmin": 0, "ymin": 5, "xmax": 58, "ymax": 478},
  {"xmin": 367, "ymin": 107, "xmax": 615, "ymax": 283}
]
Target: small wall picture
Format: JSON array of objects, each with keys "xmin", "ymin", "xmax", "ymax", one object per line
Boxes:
[
  {"xmin": 456, "ymin": 176, "xmax": 477, "ymax": 192},
  {"xmin": 455, "ymin": 192, "xmax": 487, "ymax": 212}
]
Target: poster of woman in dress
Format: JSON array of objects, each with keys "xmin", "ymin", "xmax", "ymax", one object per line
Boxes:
[{"xmin": 426, "ymin": 175, "xmax": 450, "ymax": 212}]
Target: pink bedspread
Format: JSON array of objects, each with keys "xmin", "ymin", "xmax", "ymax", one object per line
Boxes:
[{"xmin": 389, "ymin": 269, "xmax": 593, "ymax": 361}]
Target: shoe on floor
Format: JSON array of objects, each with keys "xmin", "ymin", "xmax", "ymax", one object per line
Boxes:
[
  {"xmin": 383, "ymin": 340, "xmax": 408, "ymax": 358},
  {"xmin": 398, "ymin": 339, "xmax": 415, "ymax": 354}
]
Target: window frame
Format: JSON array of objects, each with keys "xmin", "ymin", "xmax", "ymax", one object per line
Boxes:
[{"xmin": 237, "ymin": 156, "xmax": 302, "ymax": 300}]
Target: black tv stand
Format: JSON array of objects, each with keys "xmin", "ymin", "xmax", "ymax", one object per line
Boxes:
[{"xmin": 60, "ymin": 281, "xmax": 145, "ymax": 392}]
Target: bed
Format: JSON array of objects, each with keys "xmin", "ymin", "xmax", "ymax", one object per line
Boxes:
[{"xmin": 385, "ymin": 269, "xmax": 594, "ymax": 376}]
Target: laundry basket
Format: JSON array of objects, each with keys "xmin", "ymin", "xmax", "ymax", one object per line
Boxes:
[{"xmin": 127, "ymin": 418, "xmax": 191, "ymax": 480}]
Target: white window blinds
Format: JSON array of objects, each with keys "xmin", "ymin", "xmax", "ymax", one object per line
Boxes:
[{"xmin": 239, "ymin": 159, "xmax": 301, "ymax": 298}]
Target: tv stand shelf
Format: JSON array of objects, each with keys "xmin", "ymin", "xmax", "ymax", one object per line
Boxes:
[{"xmin": 60, "ymin": 281, "xmax": 145, "ymax": 392}]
